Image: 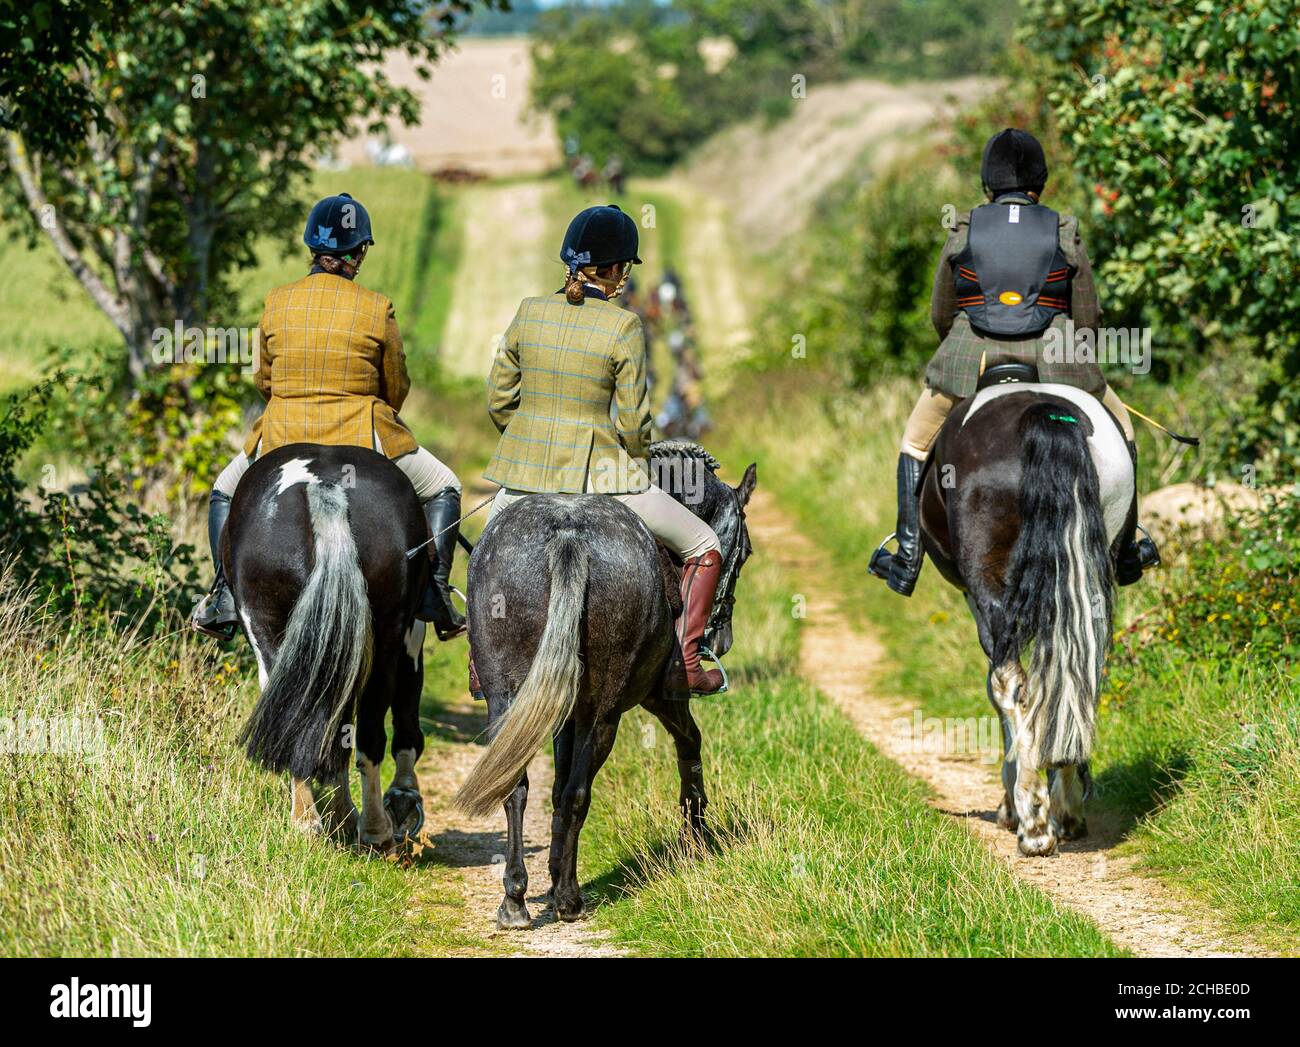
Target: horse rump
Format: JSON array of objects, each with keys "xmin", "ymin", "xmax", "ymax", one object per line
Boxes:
[
  {"xmin": 994, "ymin": 401, "xmax": 1113, "ymax": 767},
  {"xmin": 455, "ymin": 528, "xmax": 589, "ymax": 818},
  {"xmin": 239, "ymin": 482, "xmax": 373, "ymax": 779}
]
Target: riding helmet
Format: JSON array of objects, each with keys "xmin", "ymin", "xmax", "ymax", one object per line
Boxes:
[
  {"xmin": 303, "ymin": 193, "xmax": 374, "ymax": 254},
  {"xmin": 980, "ymin": 129, "xmax": 1049, "ymax": 196},
  {"xmin": 560, "ymin": 204, "xmax": 642, "ymax": 274}
]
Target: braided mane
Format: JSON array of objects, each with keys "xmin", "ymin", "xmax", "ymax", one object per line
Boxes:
[{"xmin": 648, "ymin": 439, "xmax": 720, "ymax": 473}]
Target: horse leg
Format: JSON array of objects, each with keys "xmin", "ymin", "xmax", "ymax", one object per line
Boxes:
[
  {"xmin": 986, "ymin": 666, "xmax": 1019, "ymax": 832},
  {"xmin": 1048, "ymin": 764, "xmax": 1088, "ymax": 841},
  {"xmin": 643, "ymin": 694, "xmax": 707, "ymax": 841},
  {"xmin": 356, "ymin": 674, "xmax": 394, "ymax": 851},
  {"xmin": 549, "ymin": 715, "xmax": 619, "ymax": 921},
  {"xmin": 994, "ymin": 664, "xmax": 1055, "ymax": 857},
  {"xmin": 290, "ymin": 777, "xmax": 323, "ymax": 835},
  {"xmin": 487, "ymin": 691, "xmax": 531, "ymax": 930},
  {"xmin": 546, "ymin": 718, "xmax": 576, "ymax": 901},
  {"xmin": 385, "ymin": 625, "xmax": 426, "ymax": 843},
  {"xmin": 316, "ymin": 760, "xmax": 358, "ymax": 842}
]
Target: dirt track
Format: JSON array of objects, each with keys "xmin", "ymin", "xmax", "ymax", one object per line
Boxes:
[{"xmin": 418, "ymin": 693, "xmax": 623, "ymax": 956}]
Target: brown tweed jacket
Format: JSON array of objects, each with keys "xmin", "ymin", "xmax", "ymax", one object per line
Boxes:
[
  {"xmin": 925, "ymin": 195, "xmax": 1107, "ymax": 398},
  {"xmin": 245, "ymin": 273, "xmax": 417, "ymax": 459},
  {"xmin": 484, "ymin": 291, "xmax": 652, "ymax": 494}
]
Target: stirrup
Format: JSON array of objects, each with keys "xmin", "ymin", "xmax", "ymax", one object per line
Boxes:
[
  {"xmin": 694, "ymin": 644, "xmax": 729, "ymax": 697},
  {"xmin": 1135, "ymin": 523, "xmax": 1161, "ymax": 569},
  {"xmin": 868, "ymin": 532, "xmax": 898, "ymax": 576}
]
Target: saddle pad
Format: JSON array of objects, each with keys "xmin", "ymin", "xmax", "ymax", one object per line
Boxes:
[{"xmin": 962, "ymin": 382, "xmax": 1134, "ymax": 543}]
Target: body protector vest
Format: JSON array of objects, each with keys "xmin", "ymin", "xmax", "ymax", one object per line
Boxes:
[{"xmin": 952, "ymin": 199, "xmax": 1072, "ymax": 337}]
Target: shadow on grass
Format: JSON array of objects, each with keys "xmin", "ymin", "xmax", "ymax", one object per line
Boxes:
[
  {"xmin": 1090, "ymin": 748, "xmax": 1192, "ymax": 833},
  {"xmin": 582, "ymin": 802, "xmax": 764, "ymax": 907},
  {"xmin": 419, "ymin": 696, "xmax": 486, "ymax": 746}
]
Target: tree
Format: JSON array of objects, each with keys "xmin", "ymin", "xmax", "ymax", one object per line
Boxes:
[
  {"xmin": 1021, "ymin": 0, "xmax": 1300, "ymax": 366},
  {"xmin": 1021, "ymin": 0, "xmax": 1300, "ymax": 471},
  {"xmin": 0, "ymin": 0, "xmax": 499, "ymax": 383}
]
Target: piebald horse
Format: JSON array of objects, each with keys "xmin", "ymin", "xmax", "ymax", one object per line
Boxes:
[
  {"xmin": 227, "ymin": 444, "xmax": 430, "ymax": 849},
  {"xmin": 455, "ymin": 442, "xmax": 756, "ymax": 928},
  {"xmin": 920, "ymin": 370, "xmax": 1132, "ymax": 856}
]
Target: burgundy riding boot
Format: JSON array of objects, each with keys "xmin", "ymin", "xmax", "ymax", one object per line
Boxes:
[{"xmin": 678, "ymin": 551, "xmax": 725, "ymax": 695}]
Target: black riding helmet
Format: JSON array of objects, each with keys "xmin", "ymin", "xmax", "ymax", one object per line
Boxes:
[
  {"xmin": 981, "ymin": 129, "xmax": 1049, "ymax": 197},
  {"xmin": 304, "ymin": 193, "xmax": 374, "ymax": 255},
  {"xmin": 560, "ymin": 204, "xmax": 642, "ymax": 275}
]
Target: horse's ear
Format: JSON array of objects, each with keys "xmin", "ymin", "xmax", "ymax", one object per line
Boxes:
[{"xmin": 735, "ymin": 463, "xmax": 757, "ymax": 507}]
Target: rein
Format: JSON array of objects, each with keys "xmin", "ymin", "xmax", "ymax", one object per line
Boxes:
[{"xmin": 705, "ymin": 487, "xmax": 746, "ymax": 635}]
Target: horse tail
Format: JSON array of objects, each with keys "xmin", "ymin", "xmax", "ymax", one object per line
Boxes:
[
  {"xmin": 995, "ymin": 402, "xmax": 1113, "ymax": 768},
  {"xmin": 239, "ymin": 482, "xmax": 373, "ymax": 780},
  {"xmin": 455, "ymin": 529, "xmax": 588, "ymax": 818}
]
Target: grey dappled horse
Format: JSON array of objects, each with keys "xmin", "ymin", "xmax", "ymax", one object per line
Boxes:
[{"xmin": 456, "ymin": 442, "xmax": 755, "ymax": 927}]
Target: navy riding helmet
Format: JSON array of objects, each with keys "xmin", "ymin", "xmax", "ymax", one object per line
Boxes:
[
  {"xmin": 304, "ymin": 193, "xmax": 374, "ymax": 255},
  {"xmin": 981, "ymin": 129, "xmax": 1049, "ymax": 196},
  {"xmin": 560, "ymin": 204, "xmax": 642, "ymax": 275}
]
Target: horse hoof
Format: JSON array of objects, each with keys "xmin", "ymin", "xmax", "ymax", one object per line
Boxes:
[
  {"xmin": 383, "ymin": 787, "xmax": 425, "ymax": 843},
  {"xmin": 1017, "ymin": 830, "xmax": 1057, "ymax": 857},
  {"xmin": 1055, "ymin": 815, "xmax": 1088, "ymax": 842},
  {"xmin": 292, "ymin": 815, "xmax": 324, "ymax": 837},
  {"xmin": 996, "ymin": 801, "xmax": 1019, "ymax": 831},
  {"xmin": 496, "ymin": 899, "xmax": 531, "ymax": 930},
  {"xmin": 553, "ymin": 893, "xmax": 585, "ymax": 922}
]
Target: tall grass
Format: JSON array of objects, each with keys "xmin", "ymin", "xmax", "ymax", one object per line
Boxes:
[
  {"xmin": 715, "ymin": 365, "xmax": 1300, "ymax": 953},
  {"xmin": 0, "ymin": 583, "xmax": 481, "ymax": 957}
]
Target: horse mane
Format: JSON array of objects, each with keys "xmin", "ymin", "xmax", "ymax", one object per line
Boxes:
[{"xmin": 648, "ymin": 439, "xmax": 719, "ymax": 474}]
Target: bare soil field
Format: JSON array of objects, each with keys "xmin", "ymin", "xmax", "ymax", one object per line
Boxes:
[{"xmin": 336, "ymin": 38, "xmax": 561, "ymax": 178}]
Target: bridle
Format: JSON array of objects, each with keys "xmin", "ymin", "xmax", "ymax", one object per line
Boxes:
[{"xmin": 705, "ymin": 485, "xmax": 748, "ymax": 640}]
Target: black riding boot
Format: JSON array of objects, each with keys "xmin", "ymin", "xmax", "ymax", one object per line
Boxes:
[
  {"xmin": 191, "ymin": 491, "xmax": 239, "ymax": 639},
  {"xmin": 1115, "ymin": 440, "xmax": 1161, "ymax": 586},
  {"xmin": 418, "ymin": 486, "xmax": 467, "ymax": 640},
  {"xmin": 868, "ymin": 454, "xmax": 926, "ymax": 597}
]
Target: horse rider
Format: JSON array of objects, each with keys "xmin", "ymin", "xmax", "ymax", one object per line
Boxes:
[
  {"xmin": 191, "ymin": 193, "xmax": 466, "ymax": 642},
  {"xmin": 869, "ymin": 128, "xmax": 1160, "ymax": 597},
  {"xmin": 482, "ymin": 204, "xmax": 726, "ymax": 694}
]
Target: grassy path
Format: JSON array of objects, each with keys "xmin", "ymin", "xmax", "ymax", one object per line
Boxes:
[
  {"xmin": 744, "ymin": 487, "xmax": 1270, "ymax": 957},
  {"xmin": 440, "ymin": 180, "xmax": 557, "ymax": 377}
]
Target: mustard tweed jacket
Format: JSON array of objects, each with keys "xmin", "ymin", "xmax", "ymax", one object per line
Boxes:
[
  {"xmin": 485, "ymin": 292, "xmax": 652, "ymax": 494},
  {"xmin": 245, "ymin": 273, "xmax": 417, "ymax": 459}
]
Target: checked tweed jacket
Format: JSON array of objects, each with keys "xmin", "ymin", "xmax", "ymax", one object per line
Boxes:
[
  {"xmin": 245, "ymin": 273, "xmax": 417, "ymax": 459},
  {"xmin": 485, "ymin": 292, "xmax": 652, "ymax": 494}
]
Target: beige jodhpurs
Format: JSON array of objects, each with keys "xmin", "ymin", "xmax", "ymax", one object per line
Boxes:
[
  {"xmin": 899, "ymin": 384, "xmax": 1135, "ymax": 462},
  {"xmin": 213, "ymin": 431, "xmax": 460, "ymax": 502},
  {"xmin": 489, "ymin": 481, "xmax": 721, "ymax": 561}
]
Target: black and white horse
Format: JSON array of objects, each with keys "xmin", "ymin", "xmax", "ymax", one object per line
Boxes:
[
  {"xmin": 920, "ymin": 379, "xmax": 1132, "ymax": 856},
  {"xmin": 227, "ymin": 443, "xmax": 430, "ymax": 849},
  {"xmin": 455, "ymin": 442, "xmax": 756, "ymax": 928}
]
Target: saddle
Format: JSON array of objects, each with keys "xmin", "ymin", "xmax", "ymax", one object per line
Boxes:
[
  {"xmin": 975, "ymin": 360, "xmax": 1040, "ymax": 391},
  {"xmin": 917, "ymin": 360, "xmax": 1043, "ymax": 496}
]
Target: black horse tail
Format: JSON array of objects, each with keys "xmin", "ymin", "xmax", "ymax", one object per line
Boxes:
[
  {"xmin": 995, "ymin": 402, "xmax": 1113, "ymax": 768},
  {"xmin": 239, "ymin": 483, "xmax": 373, "ymax": 780},
  {"xmin": 456, "ymin": 528, "xmax": 588, "ymax": 818}
]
